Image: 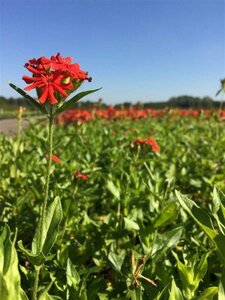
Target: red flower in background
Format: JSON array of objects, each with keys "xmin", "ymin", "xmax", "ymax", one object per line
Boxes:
[
  {"xmin": 74, "ymin": 172, "xmax": 88, "ymax": 181},
  {"xmin": 133, "ymin": 136, "xmax": 160, "ymax": 152},
  {"xmin": 22, "ymin": 53, "xmax": 91, "ymax": 105},
  {"xmin": 133, "ymin": 137, "xmax": 147, "ymax": 145},
  {"xmin": 145, "ymin": 137, "xmax": 160, "ymax": 152},
  {"xmin": 45, "ymin": 153, "xmax": 61, "ymax": 163}
]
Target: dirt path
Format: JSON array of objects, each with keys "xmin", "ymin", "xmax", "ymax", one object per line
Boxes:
[{"xmin": 0, "ymin": 119, "xmax": 29, "ymax": 136}]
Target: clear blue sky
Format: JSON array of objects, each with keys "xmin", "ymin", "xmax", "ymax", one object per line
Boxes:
[{"xmin": 0, "ymin": 0, "xmax": 224, "ymax": 104}]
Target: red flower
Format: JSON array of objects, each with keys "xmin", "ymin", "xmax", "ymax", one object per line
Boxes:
[
  {"xmin": 145, "ymin": 137, "xmax": 160, "ymax": 152},
  {"xmin": 133, "ymin": 137, "xmax": 160, "ymax": 152},
  {"xmin": 50, "ymin": 53, "xmax": 92, "ymax": 82},
  {"xmin": 45, "ymin": 153, "xmax": 61, "ymax": 163},
  {"xmin": 22, "ymin": 53, "xmax": 91, "ymax": 105},
  {"xmin": 74, "ymin": 172, "xmax": 88, "ymax": 181},
  {"xmin": 23, "ymin": 71, "xmax": 72, "ymax": 105},
  {"xmin": 133, "ymin": 137, "xmax": 147, "ymax": 145}
]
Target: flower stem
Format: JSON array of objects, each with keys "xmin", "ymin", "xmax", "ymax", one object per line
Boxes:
[
  {"xmin": 33, "ymin": 110, "xmax": 54, "ymax": 300},
  {"xmin": 32, "ymin": 266, "xmax": 41, "ymax": 300},
  {"xmin": 41, "ymin": 111, "xmax": 54, "ymax": 227}
]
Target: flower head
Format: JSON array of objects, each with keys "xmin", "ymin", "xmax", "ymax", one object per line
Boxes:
[
  {"xmin": 133, "ymin": 137, "xmax": 147, "ymax": 145},
  {"xmin": 74, "ymin": 172, "xmax": 88, "ymax": 181},
  {"xmin": 133, "ymin": 136, "xmax": 160, "ymax": 152},
  {"xmin": 145, "ymin": 137, "xmax": 160, "ymax": 152},
  {"xmin": 22, "ymin": 53, "xmax": 91, "ymax": 105},
  {"xmin": 45, "ymin": 153, "xmax": 61, "ymax": 163}
]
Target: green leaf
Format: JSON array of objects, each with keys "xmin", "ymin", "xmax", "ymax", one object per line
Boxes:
[
  {"xmin": 97, "ymin": 293, "xmax": 108, "ymax": 300},
  {"xmin": 0, "ymin": 225, "xmax": 25, "ymax": 300},
  {"xmin": 53, "ymin": 88, "xmax": 102, "ymax": 116},
  {"xmin": 38, "ymin": 289, "xmax": 62, "ymax": 300},
  {"xmin": 194, "ymin": 253, "xmax": 208, "ymax": 284},
  {"xmin": 38, "ymin": 280, "xmax": 63, "ymax": 300},
  {"xmin": 154, "ymin": 202, "xmax": 178, "ymax": 228},
  {"xmin": 124, "ymin": 217, "xmax": 140, "ymax": 231},
  {"xmin": 216, "ymin": 89, "xmax": 222, "ymax": 96},
  {"xmin": 169, "ymin": 278, "xmax": 184, "ymax": 300},
  {"xmin": 106, "ymin": 180, "xmax": 120, "ymax": 200},
  {"xmin": 66, "ymin": 258, "xmax": 80, "ymax": 290},
  {"xmin": 149, "ymin": 226, "xmax": 183, "ymax": 260},
  {"xmin": 18, "ymin": 197, "xmax": 62, "ymax": 266},
  {"xmin": 211, "ymin": 188, "xmax": 225, "ymax": 235},
  {"xmin": 8, "ymin": 82, "xmax": 48, "ymax": 114},
  {"xmin": 212, "ymin": 187, "xmax": 221, "ymax": 215},
  {"xmin": 173, "ymin": 252, "xmax": 195, "ymax": 294},
  {"xmin": 219, "ymin": 268, "xmax": 225, "ymax": 300},
  {"xmin": 194, "ymin": 287, "xmax": 218, "ymax": 300},
  {"xmin": 108, "ymin": 252, "xmax": 125, "ymax": 273},
  {"xmin": 176, "ymin": 191, "xmax": 215, "ymax": 233},
  {"xmin": 20, "ymin": 289, "xmax": 29, "ymax": 300},
  {"xmin": 17, "ymin": 240, "xmax": 47, "ymax": 266},
  {"xmin": 155, "ymin": 283, "xmax": 170, "ymax": 300},
  {"xmin": 32, "ymin": 197, "xmax": 63, "ymax": 256},
  {"xmin": 176, "ymin": 190, "xmax": 225, "ymax": 265},
  {"xmin": 38, "ymin": 293, "xmax": 53, "ymax": 300}
]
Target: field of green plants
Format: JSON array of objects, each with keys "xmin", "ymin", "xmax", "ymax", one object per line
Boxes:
[{"xmin": 1, "ymin": 110, "xmax": 225, "ymax": 299}]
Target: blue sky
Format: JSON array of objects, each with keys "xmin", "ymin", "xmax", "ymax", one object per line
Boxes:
[{"xmin": 0, "ymin": 0, "xmax": 224, "ymax": 104}]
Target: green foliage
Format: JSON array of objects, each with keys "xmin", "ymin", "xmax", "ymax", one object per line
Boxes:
[
  {"xmin": 169, "ymin": 278, "xmax": 183, "ymax": 300},
  {"xmin": 0, "ymin": 225, "xmax": 27, "ymax": 300},
  {"xmin": 172, "ymin": 252, "xmax": 208, "ymax": 299},
  {"xmin": 0, "ymin": 115, "xmax": 225, "ymax": 298},
  {"xmin": 176, "ymin": 188, "xmax": 225, "ymax": 264},
  {"xmin": 176, "ymin": 188, "xmax": 225, "ymax": 299}
]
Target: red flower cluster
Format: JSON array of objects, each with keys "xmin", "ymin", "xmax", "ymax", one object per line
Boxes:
[
  {"xmin": 55, "ymin": 108, "xmax": 225, "ymax": 125},
  {"xmin": 74, "ymin": 172, "xmax": 88, "ymax": 181},
  {"xmin": 133, "ymin": 137, "xmax": 160, "ymax": 152},
  {"xmin": 45, "ymin": 153, "xmax": 61, "ymax": 163},
  {"xmin": 22, "ymin": 53, "xmax": 91, "ymax": 105}
]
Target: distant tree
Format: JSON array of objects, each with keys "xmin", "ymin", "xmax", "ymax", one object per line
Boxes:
[
  {"xmin": 0, "ymin": 95, "xmax": 221, "ymax": 111},
  {"xmin": 168, "ymin": 95, "xmax": 218, "ymax": 109}
]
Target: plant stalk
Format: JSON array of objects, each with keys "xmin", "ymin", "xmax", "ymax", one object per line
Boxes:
[
  {"xmin": 135, "ymin": 288, "xmax": 142, "ymax": 300},
  {"xmin": 41, "ymin": 112, "xmax": 54, "ymax": 229},
  {"xmin": 32, "ymin": 111, "xmax": 54, "ymax": 300},
  {"xmin": 32, "ymin": 266, "xmax": 41, "ymax": 300}
]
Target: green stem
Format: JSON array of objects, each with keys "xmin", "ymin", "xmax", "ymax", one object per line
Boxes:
[
  {"xmin": 135, "ymin": 288, "xmax": 142, "ymax": 300},
  {"xmin": 45, "ymin": 114, "xmax": 53, "ymax": 208},
  {"xmin": 32, "ymin": 266, "xmax": 41, "ymax": 300},
  {"xmin": 40, "ymin": 112, "xmax": 54, "ymax": 246},
  {"xmin": 33, "ymin": 111, "xmax": 54, "ymax": 300}
]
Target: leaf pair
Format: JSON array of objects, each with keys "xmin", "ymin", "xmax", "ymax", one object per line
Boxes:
[
  {"xmin": 18, "ymin": 197, "xmax": 62, "ymax": 266},
  {"xmin": 9, "ymin": 82, "xmax": 101, "ymax": 116}
]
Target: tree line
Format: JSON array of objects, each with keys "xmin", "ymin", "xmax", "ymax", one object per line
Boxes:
[{"xmin": 0, "ymin": 95, "xmax": 223, "ymax": 110}]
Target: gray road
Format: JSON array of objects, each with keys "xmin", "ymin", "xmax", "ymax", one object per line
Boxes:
[{"xmin": 0, "ymin": 119, "xmax": 29, "ymax": 136}]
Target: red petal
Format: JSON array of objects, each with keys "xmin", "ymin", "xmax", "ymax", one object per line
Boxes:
[
  {"xmin": 39, "ymin": 86, "xmax": 48, "ymax": 104},
  {"xmin": 22, "ymin": 75, "xmax": 35, "ymax": 84},
  {"xmin": 48, "ymin": 85, "xmax": 58, "ymax": 105},
  {"xmin": 24, "ymin": 81, "xmax": 44, "ymax": 91},
  {"xmin": 52, "ymin": 83, "xmax": 67, "ymax": 97}
]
